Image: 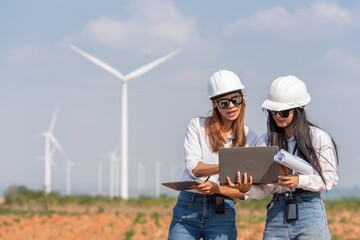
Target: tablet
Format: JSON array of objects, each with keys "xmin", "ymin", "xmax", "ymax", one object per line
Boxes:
[
  {"xmin": 162, "ymin": 180, "xmax": 201, "ymax": 191},
  {"xmin": 219, "ymin": 146, "xmax": 280, "ymax": 184}
]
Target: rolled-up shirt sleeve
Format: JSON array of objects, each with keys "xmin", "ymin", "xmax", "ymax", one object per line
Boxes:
[
  {"xmin": 243, "ymin": 184, "xmax": 288, "ymax": 201},
  {"xmin": 184, "ymin": 119, "xmax": 203, "ymax": 179}
]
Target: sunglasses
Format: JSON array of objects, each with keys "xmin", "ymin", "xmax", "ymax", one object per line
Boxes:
[
  {"xmin": 216, "ymin": 95, "xmax": 243, "ymax": 109},
  {"xmin": 267, "ymin": 109, "xmax": 292, "ymax": 118}
]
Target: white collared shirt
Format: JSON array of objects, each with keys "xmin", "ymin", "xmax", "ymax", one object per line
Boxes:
[
  {"xmin": 245, "ymin": 126, "xmax": 339, "ymax": 200},
  {"xmin": 180, "ymin": 117, "xmax": 261, "ymax": 184}
]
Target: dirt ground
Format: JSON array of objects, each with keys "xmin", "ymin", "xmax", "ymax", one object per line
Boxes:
[{"xmin": 0, "ymin": 203, "xmax": 359, "ymax": 240}]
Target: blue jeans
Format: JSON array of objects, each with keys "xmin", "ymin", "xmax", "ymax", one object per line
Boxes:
[
  {"xmin": 263, "ymin": 191, "xmax": 331, "ymax": 240},
  {"xmin": 168, "ymin": 191, "xmax": 237, "ymax": 240}
]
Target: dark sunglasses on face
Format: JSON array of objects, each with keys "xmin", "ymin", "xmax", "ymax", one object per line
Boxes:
[
  {"xmin": 216, "ymin": 95, "xmax": 243, "ymax": 109},
  {"xmin": 267, "ymin": 109, "xmax": 292, "ymax": 118}
]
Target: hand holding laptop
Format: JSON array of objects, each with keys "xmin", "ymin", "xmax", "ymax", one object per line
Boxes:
[{"xmin": 226, "ymin": 171, "xmax": 253, "ymax": 193}]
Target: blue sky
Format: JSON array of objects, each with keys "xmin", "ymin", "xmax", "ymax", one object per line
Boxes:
[{"xmin": 1, "ymin": 0, "xmax": 359, "ymax": 197}]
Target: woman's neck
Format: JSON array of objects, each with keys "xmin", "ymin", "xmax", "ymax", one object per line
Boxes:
[
  {"xmin": 221, "ymin": 119, "xmax": 234, "ymax": 137},
  {"xmin": 284, "ymin": 126, "xmax": 294, "ymax": 139}
]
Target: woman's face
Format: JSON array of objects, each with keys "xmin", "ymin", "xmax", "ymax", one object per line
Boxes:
[
  {"xmin": 268, "ymin": 109, "xmax": 294, "ymax": 129},
  {"xmin": 213, "ymin": 92, "xmax": 243, "ymax": 122}
]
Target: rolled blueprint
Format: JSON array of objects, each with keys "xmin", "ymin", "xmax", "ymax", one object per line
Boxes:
[{"xmin": 274, "ymin": 149, "xmax": 315, "ymax": 175}]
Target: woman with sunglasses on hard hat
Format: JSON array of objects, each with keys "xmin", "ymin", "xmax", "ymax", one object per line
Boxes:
[
  {"xmin": 227, "ymin": 75, "xmax": 339, "ymax": 239},
  {"xmin": 168, "ymin": 70, "xmax": 261, "ymax": 240}
]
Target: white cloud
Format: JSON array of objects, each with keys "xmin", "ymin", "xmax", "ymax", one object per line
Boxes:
[
  {"xmin": 4, "ymin": 44, "xmax": 57, "ymax": 74},
  {"xmin": 324, "ymin": 49, "xmax": 360, "ymax": 72},
  {"xmin": 313, "ymin": 49, "xmax": 360, "ymax": 96},
  {"xmin": 6, "ymin": 44, "xmax": 43, "ymax": 62},
  {"xmin": 81, "ymin": 0, "xmax": 197, "ymax": 53},
  {"xmin": 224, "ymin": 2, "xmax": 352, "ymax": 40}
]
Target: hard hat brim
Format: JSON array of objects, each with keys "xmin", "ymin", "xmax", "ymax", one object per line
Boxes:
[
  {"xmin": 209, "ymin": 89, "xmax": 244, "ymax": 100},
  {"xmin": 261, "ymin": 98, "xmax": 310, "ymax": 111}
]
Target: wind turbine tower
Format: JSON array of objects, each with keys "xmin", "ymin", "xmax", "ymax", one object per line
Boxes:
[
  {"xmin": 69, "ymin": 45, "xmax": 181, "ymax": 199},
  {"xmin": 101, "ymin": 144, "xmax": 120, "ymax": 198},
  {"xmin": 65, "ymin": 159, "xmax": 75, "ymax": 195}
]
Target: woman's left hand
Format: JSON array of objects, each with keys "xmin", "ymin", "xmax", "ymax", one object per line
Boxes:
[
  {"xmin": 275, "ymin": 175, "xmax": 299, "ymax": 188},
  {"xmin": 226, "ymin": 171, "xmax": 252, "ymax": 193}
]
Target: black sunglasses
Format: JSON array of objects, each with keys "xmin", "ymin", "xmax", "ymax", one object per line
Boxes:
[
  {"xmin": 267, "ymin": 109, "xmax": 292, "ymax": 118},
  {"xmin": 216, "ymin": 95, "xmax": 243, "ymax": 109}
]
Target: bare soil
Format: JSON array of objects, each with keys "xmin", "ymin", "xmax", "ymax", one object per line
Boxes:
[{"xmin": 0, "ymin": 202, "xmax": 359, "ymax": 240}]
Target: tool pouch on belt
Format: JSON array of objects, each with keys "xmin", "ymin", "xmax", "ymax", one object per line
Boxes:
[{"xmin": 215, "ymin": 195, "xmax": 225, "ymax": 214}]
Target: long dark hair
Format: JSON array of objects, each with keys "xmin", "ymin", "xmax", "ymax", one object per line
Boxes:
[{"xmin": 267, "ymin": 107, "xmax": 339, "ymax": 186}]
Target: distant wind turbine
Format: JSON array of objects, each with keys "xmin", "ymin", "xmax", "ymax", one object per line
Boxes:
[
  {"xmin": 155, "ymin": 161, "xmax": 161, "ymax": 198},
  {"xmin": 65, "ymin": 159, "xmax": 75, "ymax": 195},
  {"xmin": 137, "ymin": 161, "xmax": 146, "ymax": 196},
  {"xmin": 101, "ymin": 144, "xmax": 120, "ymax": 198},
  {"xmin": 39, "ymin": 105, "xmax": 71, "ymax": 194},
  {"xmin": 69, "ymin": 44, "xmax": 182, "ymax": 199}
]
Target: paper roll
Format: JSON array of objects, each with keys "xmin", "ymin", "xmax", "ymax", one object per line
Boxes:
[{"xmin": 274, "ymin": 149, "xmax": 315, "ymax": 175}]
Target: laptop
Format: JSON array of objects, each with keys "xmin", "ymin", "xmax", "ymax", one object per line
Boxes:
[
  {"xmin": 219, "ymin": 146, "xmax": 280, "ymax": 185},
  {"xmin": 162, "ymin": 180, "xmax": 201, "ymax": 191}
]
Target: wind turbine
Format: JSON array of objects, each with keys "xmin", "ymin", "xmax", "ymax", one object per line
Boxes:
[
  {"xmin": 69, "ymin": 44, "xmax": 182, "ymax": 199},
  {"xmin": 38, "ymin": 106, "xmax": 59, "ymax": 194},
  {"xmin": 39, "ymin": 106, "xmax": 68, "ymax": 194},
  {"xmin": 38, "ymin": 106, "xmax": 73, "ymax": 195},
  {"xmin": 65, "ymin": 158, "xmax": 75, "ymax": 195},
  {"xmin": 101, "ymin": 144, "xmax": 120, "ymax": 198},
  {"xmin": 137, "ymin": 160, "xmax": 146, "ymax": 196}
]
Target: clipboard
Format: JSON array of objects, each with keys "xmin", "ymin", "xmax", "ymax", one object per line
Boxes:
[{"xmin": 162, "ymin": 180, "xmax": 201, "ymax": 191}]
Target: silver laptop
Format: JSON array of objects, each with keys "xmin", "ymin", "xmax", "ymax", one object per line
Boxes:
[{"xmin": 219, "ymin": 146, "xmax": 280, "ymax": 185}]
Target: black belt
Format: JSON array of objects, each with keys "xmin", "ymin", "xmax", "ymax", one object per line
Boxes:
[
  {"xmin": 273, "ymin": 189, "xmax": 319, "ymax": 198},
  {"xmin": 294, "ymin": 188, "xmax": 319, "ymax": 195}
]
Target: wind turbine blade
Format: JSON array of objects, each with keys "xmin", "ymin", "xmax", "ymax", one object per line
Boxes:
[
  {"xmin": 48, "ymin": 105, "xmax": 60, "ymax": 132},
  {"xmin": 34, "ymin": 133, "xmax": 44, "ymax": 139},
  {"xmin": 48, "ymin": 134, "xmax": 66, "ymax": 156},
  {"xmin": 125, "ymin": 48, "xmax": 182, "ymax": 81},
  {"xmin": 69, "ymin": 44, "xmax": 126, "ymax": 81},
  {"xmin": 49, "ymin": 135, "xmax": 73, "ymax": 166}
]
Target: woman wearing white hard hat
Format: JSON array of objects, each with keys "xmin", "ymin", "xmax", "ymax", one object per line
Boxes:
[
  {"xmin": 227, "ymin": 75, "xmax": 339, "ymax": 239},
  {"xmin": 168, "ymin": 70, "xmax": 261, "ymax": 239}
]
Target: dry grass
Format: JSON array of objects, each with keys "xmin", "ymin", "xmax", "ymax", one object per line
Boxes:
[{"xmin": 0, "ymin": 196, "xmax": 359, "ymax": 240}]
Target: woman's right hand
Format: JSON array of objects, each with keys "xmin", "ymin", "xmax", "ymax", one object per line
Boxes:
[
  {"xmin": 192, "ymin": 181, "xmax": 219, "ymax": 194},
  {"xmin": 226, "ymin": 171, "xmax": 252, "ymax": 193}
]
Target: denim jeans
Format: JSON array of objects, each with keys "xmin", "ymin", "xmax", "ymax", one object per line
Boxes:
[
  {"xmin": 263, "ymin": 192, "xmax": 331, "ymax": 240},
  {"xmin": 168, "ymin": 191, "xmax": 237, "ymax": 240}
]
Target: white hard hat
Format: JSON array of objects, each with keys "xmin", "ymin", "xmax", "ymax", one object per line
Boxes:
[
  {"xmin": 208, "ymin": 70, "xmax": 245, "ymax": 99},
  {"xmin": 261, "ymin": 75, "xmax": 311, "ymax": 111}
]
